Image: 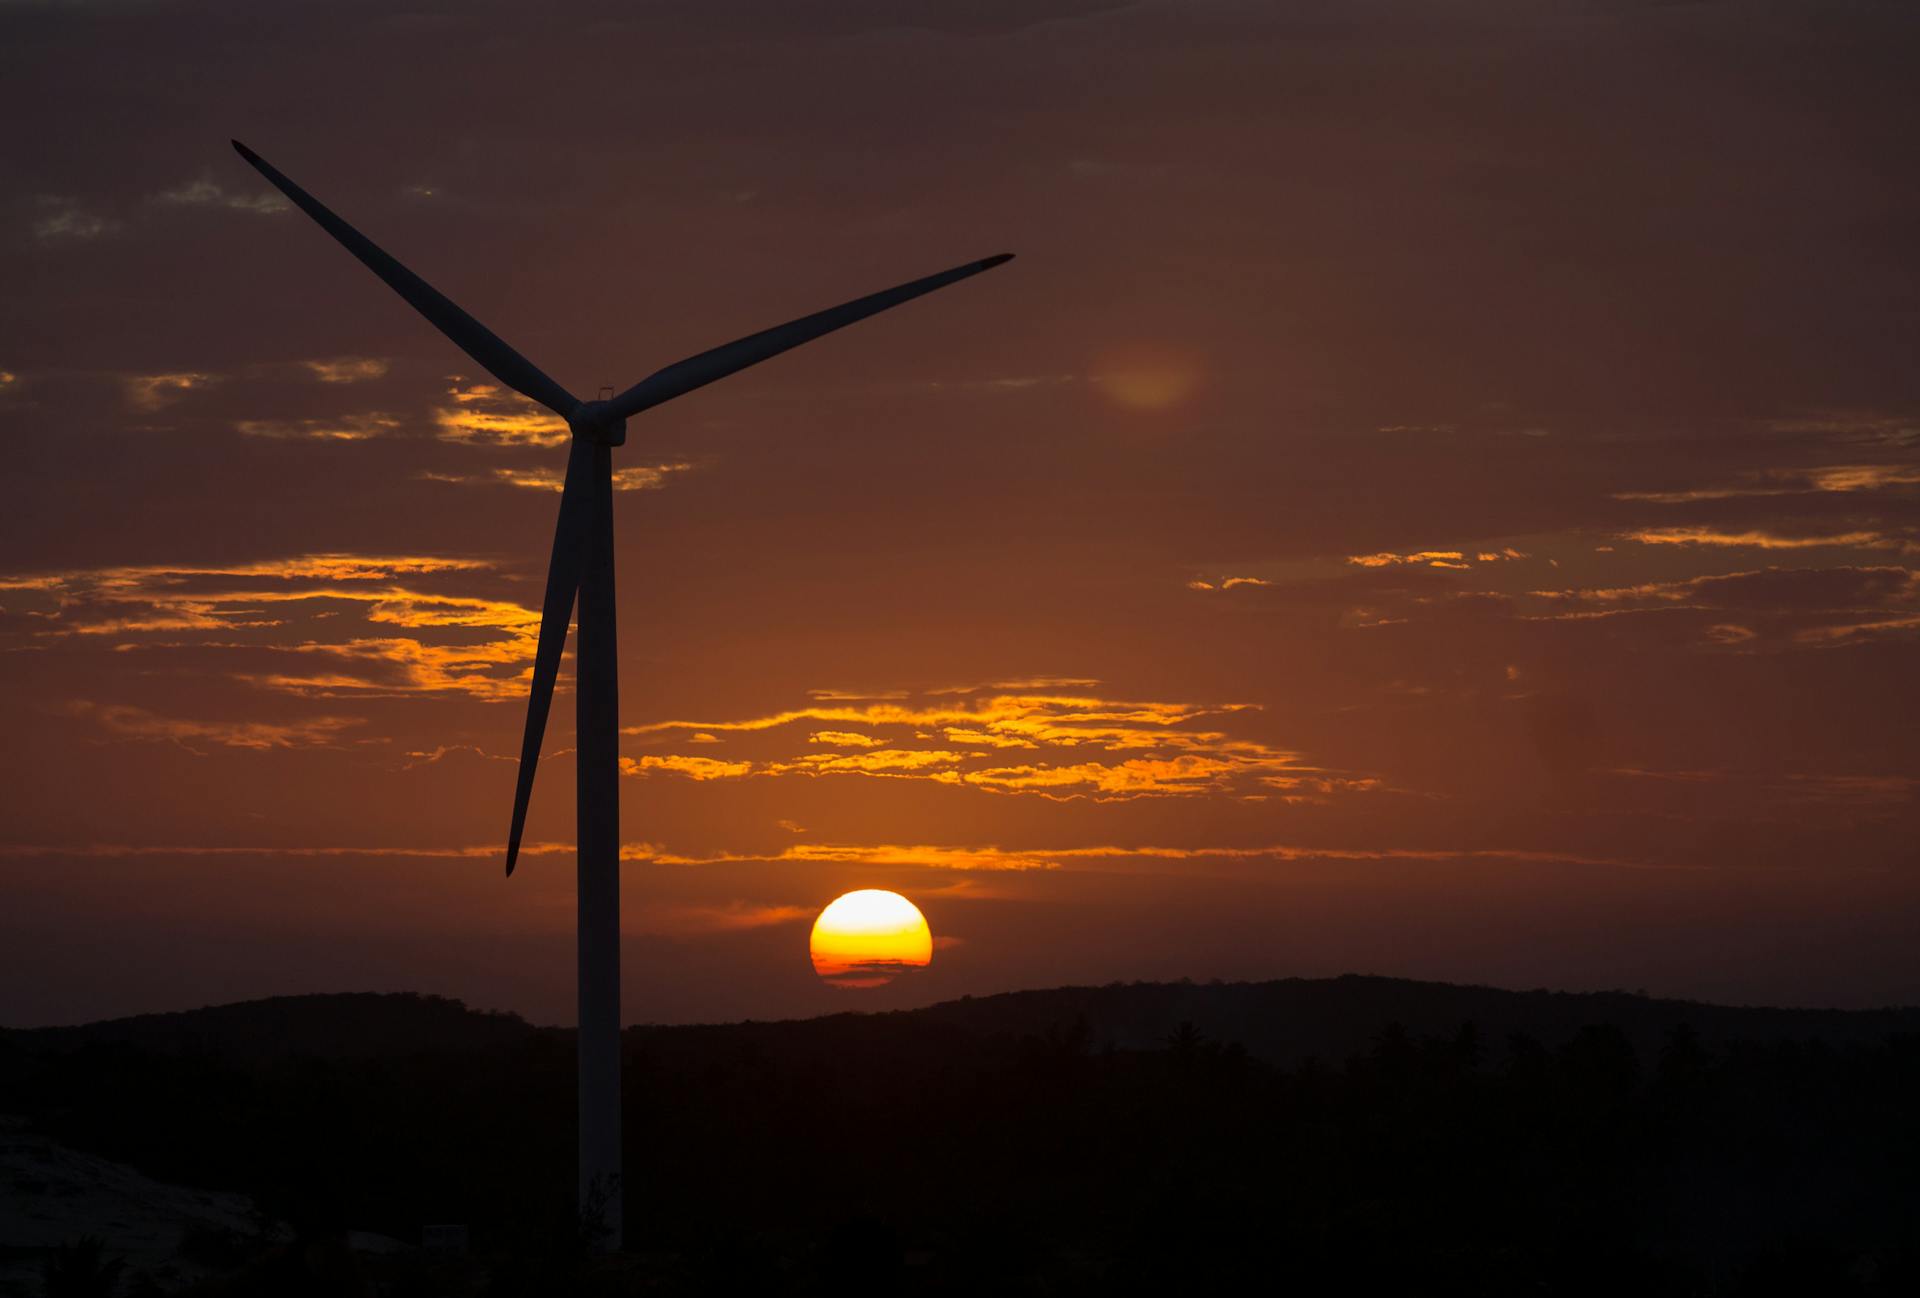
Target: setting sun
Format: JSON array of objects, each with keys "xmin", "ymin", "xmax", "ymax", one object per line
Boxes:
[{"xmin": 809, "ymin": 889, "xmax": 933, "ymax": 989}]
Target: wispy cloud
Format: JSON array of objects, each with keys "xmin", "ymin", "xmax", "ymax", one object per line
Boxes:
[
  {"xmin": 67, "ymin": 700, "xmax": 361, "ymax": 752},
  {"xmin": 420, "ymin": 463, "xmax": 689, "ymax": 492},
  {"xmin": 1605, "ymin": 766, "xmax": 1918, "ymax": 809},
  {"xmin": 1622, "ymin": 527, "xmax": 1910, "ymax": 553},
  {"xmin": 621, "ymin": 684, "xmax": 1364, "ymax": 802},
  {"xmin": 630, "ymin": 840, "xmax": 1645, "ymax": 872},
  {"xmin": 31, "ymin": 195, "xmax": 118, "ymax": 243},
  {"xmin": 432, "ymin": 380, "xmax": 568, "ymax": 446},
  {"xmin": 1, "ymin": 554, "xmax": 538, "ymax": 700},
  {"xmin": 1349, "ymin": 550, "xmax": 1463, "ymax": 570},
  {"xmin": 808, "ymin": 731, "xmax": 882, "ymax": 747},
  {"xmin": 151, "ymin": 178, "xmax": 289, "ymax": 215},
  {"xmin": 124, "ymin": 371, "xmax": 217, "ymax": 412},
  {"xmin": 235, "ymin": 413, "xmax": 402, "ymax": 441},
  {"xmin": 1616, "ymin": 463, "xmax": 1920, "ymax": 503},
  {"xmin": 1345, "ymin": 548, "xmax": 1527, "ymax": 571},
  {"xmin": 301, "ymin": 357, "xmax": 391, "ymax": 384},
  {"xmin": 622, "ymin": 754, "xmax": 755, "ymax": 780},
  {"xmin": 0, "ymin": 837, "xmax": 1666, "ymax": 873},
  {"xmin": 1521, "ymin": 565, "xmax": 1920, "ymax": 646}
]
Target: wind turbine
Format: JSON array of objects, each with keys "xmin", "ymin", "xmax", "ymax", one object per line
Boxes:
[{"xmin": 232, "ymin": 140, "xmax": 1011, "ymax": 1251}]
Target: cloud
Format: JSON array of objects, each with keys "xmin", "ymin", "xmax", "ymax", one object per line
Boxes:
[
  {"xmin": 1519, "ymin": 565, "xmax": 1920, "ymax": 647},
  {"xmin": 1, "ymin": 554, "xmax": 539, "ymax": 700},
  {"xmin": 402, "ymin": 743, "xmax": 512, "ymax": 768},
  {"xmin": 67, "ymin": 700, "xmax": 361, "ymax": 752},
  {"xmin": 432, "ymin": 380, "xmax": 568, "ymax": 446},
  {"xmin": 962, "ymin": 755, "xmax": 1258, "ymax": 798},
  {"xmin": 924, "ymin": 676, "xmax": 1105, "ymax": 695},
  {"xmin": 622, "ymin": 754, "xmax": 755, "ymax": 780},
  {"xmin": 628, "ymin": 840, "xmax": 1644, "ymax": 872},
  {"xmin": 1791, "ymin": 614, "xmax": 1920, "ymax": 647},
  {"xmin": 1604, "ymin": 766, "xmax": 1918, "ymax": 811},
  {"xmin": 124, "ymin": 371, "xmax": 217, "ymax": 412},
  {"xmin": 1622, "ymin": 527, "xmax": 1909, "ymax": 553},
  {"xmin": 1529, "ymin": 566, "xmax": 1917, "ymax": 613},
  {"xmin": 621, "ymin": 684, "xmax": 1361, "ymax": 802},
  {"xmin": 420, "ymin": 463, "xmax": 689, "ymax": 492},
  {"xmin": 151, "ymin": 178, "xmax": 289, "ymax": 215},
  {"xmin": 301, "ymin": 357, "xmax": 392, "ymax": 384},
  {"xmin": 1348, "ymin": 550, "xmax": 1469, "ymax": 570},
  {"xmin": 30, "ymin": 196, "xmax": 117, "ymax": 243},
  {"xmin": 236, "ymin": 413, "xmax": 402, "ymax": 441},
  {"xmin": 633, "ymin": 902, "xmax": 814, "ymax": 937},
  {"xmin": 0, "ymin": 836, "xmax": 1704, "ymax": 874},
  {"xmin": 1617, "ymin": 463, "xmax": 1920, "ymax": 503},
  {"xmin": 1344, "ymin": 548, "xmax": 1528, "ymax": 572},
  {"xmin": 808, "ymin": 730, "xmax": 882, "ymax": 746},
  {"xmin": 773, "ymin": 748, "xmax": 967, "ymax": 780}
]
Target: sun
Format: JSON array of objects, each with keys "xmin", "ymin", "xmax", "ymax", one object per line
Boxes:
[{"xmin": 809, "ymin": 890, "xmax": 933, "ymax": 989}]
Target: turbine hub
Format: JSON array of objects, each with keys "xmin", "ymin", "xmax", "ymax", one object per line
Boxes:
[{"xmin": 569, "ymin": 400, "xmax": 627, "ymax": 447}]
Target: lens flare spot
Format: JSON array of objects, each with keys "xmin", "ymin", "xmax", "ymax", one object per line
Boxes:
[
  {"xmin": 1093, "ymin": 345, "xmax": 1200, "ymax": 411},
  {"xmin": 809, "ymin": 889, "xmax": 932, "ymax": 989}
]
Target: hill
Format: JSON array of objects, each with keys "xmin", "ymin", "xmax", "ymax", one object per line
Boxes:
[
  {"xmin": 9, "ymin": 991, "xmax": 538, "ymax": 1062},
  {"xmin": 10, "ymin": 975, "xmax": 1916, "ymax": 1067},
  {"xmin": 900, "ymin": 973, "xmax": 1920, "ymax": 1062},
  {"xmin": 4, "ymin": 977, "xmax": 1919, "ymax": 1294}
]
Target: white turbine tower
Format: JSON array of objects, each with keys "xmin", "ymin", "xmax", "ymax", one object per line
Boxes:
[{"xmin": 233, "ymin": 140, "xmax": 1011, "ymax": 1250}]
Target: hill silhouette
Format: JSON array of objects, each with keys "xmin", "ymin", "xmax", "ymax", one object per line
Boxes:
[
  {"xmin": 12, "ymin": 991, "xmax": 538, "ymax": 1062},
  {"xmin": 14, "ymin": 974, "xmax": 1914, "ymax": 1066},
  {"xmin": 906, "ymin": 973, "xmax": 1920, "ymax": 1061},
  {"xmin": 5, "ymin": 977, "xmax": 1919, "ymax": 1294}
]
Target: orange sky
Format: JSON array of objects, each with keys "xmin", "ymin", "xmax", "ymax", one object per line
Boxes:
[{"xmin": 2, "ymin": 0, "xmax": 1918, "ymax": 1025}]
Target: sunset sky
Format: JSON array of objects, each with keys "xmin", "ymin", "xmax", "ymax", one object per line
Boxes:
[{"xmin": 3, "ymin": 0, "xmax": 1918, "ymax": 1027}]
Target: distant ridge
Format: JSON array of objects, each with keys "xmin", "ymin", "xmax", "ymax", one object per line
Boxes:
[
  {"xmin": 9, "ymin": 991, "xmax": 537, "ymax": 1061},
  {"xmin": 899, "ymin": 974, "xmax": 1920, "ymax": 1065},
  {"xmin": 9, "ymin": 976, "xmax": 1918, "ymax": 1067}
]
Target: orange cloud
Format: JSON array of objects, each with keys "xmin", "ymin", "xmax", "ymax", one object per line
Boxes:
[
  {"xmin": 621, "ymin": 754, "xmax": 755, "ymax": 780},
  {"xmin": 1792, "ymin": 614, "xmax": 1920, "ymax": 646},
  {"xmin": 1348, "ymin": 550, "xmax": 1466, "ymax": 568},
  {"xmin": 0, "ymin": 838, "xmax": 1655, "ymax": 873},
  {"xmin": 2, "ymin": 554, "xmax": 539, "ymax": 701},
  {"xmin": 432, "ymin": 379, "xmax": 569, "ymax": 446},
  {"xmin": 1622, "ymin": 527, "xmax": 1900, "ymax": 552},
  {"xmin": 1617, "ymin": 463, "xmax": 1920, "ymax": 503},
  {"xmin": 421, "ymin": 463, "xmax": 688, "ymax": 492},
  {"xmin": 67, "ymin": 701, "xmax": 361, "ymax": 752},
  {"xmin": 774, "ymin": 748, "xmax": 966, "ymax": 779},
  {"xmin": 1345, "ymin": 548, "xmax": 1525, "ymax": 571},
  {"xmin": 621, "ymin": 684, "xmax": 1348, "ymax": 802}
]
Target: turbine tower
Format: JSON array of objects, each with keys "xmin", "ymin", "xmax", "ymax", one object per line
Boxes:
[{"xmin": 233, "ymin": 140, "xmax": 1011, "ymax": 1250}]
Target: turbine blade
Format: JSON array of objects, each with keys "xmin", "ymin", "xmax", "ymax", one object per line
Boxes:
[
  {"xmin": 505, "ymin": 438, "xmax": 595, "ymax": 876},
  {"xmin": 231, "ymin": 140, "xmax": 580, "ymax": 418},
  {"xmin": 609, "ymin": 253, "xmax": 1014, "ymax": 420}
]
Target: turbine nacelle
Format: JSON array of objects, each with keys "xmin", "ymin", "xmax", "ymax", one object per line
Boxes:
[{"xmin": 568, "ymin": 400, "xmax": 627, "ymax": 447}]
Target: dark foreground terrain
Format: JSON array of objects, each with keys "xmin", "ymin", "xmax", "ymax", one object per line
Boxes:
[{"xmin": 4, "ymin": 976, "xmax": 1919, "ymax": 1295}]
